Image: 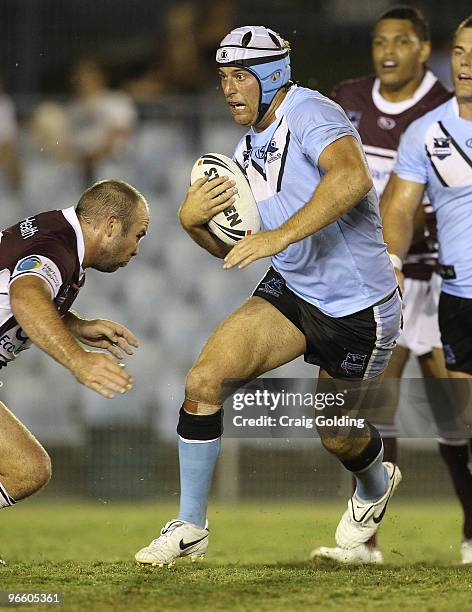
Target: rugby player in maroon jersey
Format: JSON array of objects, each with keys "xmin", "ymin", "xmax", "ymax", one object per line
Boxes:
[
  {"xmin": 312, "ymin": 6, "xmax": 472, "ymax": 565},
  {"xmin": 0, "ymin": 179, "xmax": 148, "ymax": 515}
]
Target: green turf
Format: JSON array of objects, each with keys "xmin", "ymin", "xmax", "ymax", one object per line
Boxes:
[{"xmin": 1, "ymin": 499, "xmax": 470, "ymax": 611}]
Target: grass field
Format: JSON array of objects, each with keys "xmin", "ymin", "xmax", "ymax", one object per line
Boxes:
[{"xmin": 1, "ymin": 498, "xmax": 471, "ymax": 611}]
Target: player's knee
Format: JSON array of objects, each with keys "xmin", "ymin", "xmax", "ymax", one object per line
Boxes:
[
  {"xmin": 14, "ymin": 448, "xmax": 52, "ymax": 500},
  {"xmin": 185, "ymin": 361, "xmax": 223, "ymax": 404},
  {"xmin": 35, "ymin": 449, "xmax": 52, "ymax": 490}
]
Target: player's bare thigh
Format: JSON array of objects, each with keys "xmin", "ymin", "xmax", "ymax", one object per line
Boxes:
[
  {"xmin": 186, "ymin": 296, "xmax": 306, "ymax": 404},
  {"xmin": 0, "ymin": 401, "xmax": 51, "ymax": 499}
]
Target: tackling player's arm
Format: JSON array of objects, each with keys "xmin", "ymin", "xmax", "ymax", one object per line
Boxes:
[
  {"xmin": 179, "ymin": 175, "xmax": 237, "ymax": 258},
  {"xmin": 63, "ymin": 310, "xmax": 139, "ymax": 360},
  {"xmin": 224, "ymin": 135, "xmax": 372, "ymax": 268},
  {"xmin": 10, "ymin": 276, "xmax": 133, "ymax": 398},
  {"xmin": 381, "ymin": 173, "xmax": 425, "ymax": 289}
]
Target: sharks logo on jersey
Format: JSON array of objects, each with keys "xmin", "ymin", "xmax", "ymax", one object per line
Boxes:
[
  {"xmin": 425, "ymin": 121, "xmax": 472, "ymax": 187},
  {"xmin": 253, "ymin": 138, "xmax": 280, "ymax": 162},
  {"xmin": 395, "ymin": 98, "xmax": 472, "ymax": 298}
]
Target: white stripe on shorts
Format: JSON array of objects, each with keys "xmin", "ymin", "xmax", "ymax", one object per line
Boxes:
[{"xmin": 363, "ymin": 290, "xmax": 401, "ymax": 379}]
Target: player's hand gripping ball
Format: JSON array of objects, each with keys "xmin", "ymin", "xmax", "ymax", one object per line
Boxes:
[{"xmin": 190, "ymin": 153, "xmax": 260, "ymax": 245}]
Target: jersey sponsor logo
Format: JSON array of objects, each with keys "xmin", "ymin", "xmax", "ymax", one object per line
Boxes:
[
  {"xmin": 0, "ymin": 327, "xmax": 29, "ymax": 356},
  {"xmin": 266, "ymin": 139, "xmax": 282, "ymax": 164},
  {"xmin": 16, "ymin": 256, "xmax": 42, "ymax": 271},
  {"xmin": 19, "ymin": 216, "xmax": 39, "ymax": 240},
  {"xmin": 340, "ymin": 352, "xmax": 367, "ymax": 375},
  {"xmin": 432, "ymin": 136, "xmax": 451, "ymax": 160},
  {"xmin": 13, "ymin": 255, "xmax": 63, "ymax": 297},
  {"xmin": 0, "ymin": 333, "xmax": 16, "ymax": 354},
  {"xmin": 377, "ymin": 116, "xmax": 396, "ymax": 130},
  {"xmin": 346, "ymin": 110, "xmax": 362, "ymax": 129},
  {"xmin": 41, "ymin": 262, "xmax": 61, "ymax": 288}
]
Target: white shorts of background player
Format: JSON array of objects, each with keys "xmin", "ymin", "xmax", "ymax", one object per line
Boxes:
[{"xmin": 396, "ymin": 272, "xmax": 442, "ymax": 356}]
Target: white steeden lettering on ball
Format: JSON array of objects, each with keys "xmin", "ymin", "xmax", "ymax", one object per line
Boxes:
[{"xmin": 190, "ymin": 153, "xmax": 260, "ymax": 245}]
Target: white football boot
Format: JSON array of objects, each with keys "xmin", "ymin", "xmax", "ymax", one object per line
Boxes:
[
  {"xmin": 335, "ymin": 462, "xmax": 402, "ymax": 549},
  {"xmin": 310, "ymin": 544, "xmax": 383, "ymax": 564},
  {"xmin": 461, "ymin": 539, "xmax": 472, "ymax": 564},
  {"xmin": 135, "ymin": 519, "xmax": 209, "ymax": 568}
]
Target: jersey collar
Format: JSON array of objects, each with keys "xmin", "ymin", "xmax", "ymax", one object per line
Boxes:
[
  {"xmin": 250, "ymin": 84, "xmax": 297, "ymax": 136},
  {"xmin": 452, "ymin": 97, "xmax": 460, "ymax": 117},
  {"xmin": 372, "ymin": 70, "xmax": 437, "ymax": 115},
  {"xmin": 61, "ymin": 207, "xmax": 85, "ymax": 270},
  {"xmin": 274, "ymin": 83, "xmax": 297, "ymax": 119}
]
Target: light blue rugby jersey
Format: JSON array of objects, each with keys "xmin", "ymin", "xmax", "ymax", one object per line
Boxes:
[
  {"xmin": 233, "ymin": 85, "xmax": 396, "ymax": 317},
  {"xmin": 394, "ymin": 98, "xmax": 472, "ymax": 298}
]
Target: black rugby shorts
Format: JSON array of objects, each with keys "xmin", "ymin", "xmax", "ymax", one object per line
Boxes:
[
  {"xmin": 253, "ymin": 267, "xmax": 401, "ymax": 380},
  {"xmin": 439, "ymin": 291, "xmax": 472, "ymax": 374}
]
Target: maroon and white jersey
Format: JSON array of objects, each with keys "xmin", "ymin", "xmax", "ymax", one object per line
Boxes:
[
  {"xmin": 333, "ymin": 70, "xmax": 451, "ymax": 280},
  {"xmin": 0, "ymin": 207, "xmax": 85, "ymax": 367}
]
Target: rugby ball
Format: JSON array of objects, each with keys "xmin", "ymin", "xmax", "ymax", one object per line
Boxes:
[{"xmin": 190, "ymin": 153, "xmax": 260, "ymax": 245}]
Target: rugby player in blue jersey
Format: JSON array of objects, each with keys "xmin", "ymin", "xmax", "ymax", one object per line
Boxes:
[
  {"xmin": 383, "ymin": 15, "xmax": 472, "ymax": 563},
  {"xmin": 313, "ymin": 6, "xmax": 458, "ymax": 565},
  {"xmin": 136, "ymin": 26, "xmax": 402, "ymax": 567}
]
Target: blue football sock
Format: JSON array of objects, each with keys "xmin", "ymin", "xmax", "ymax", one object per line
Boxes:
[
  {"xmin": 354, "ymin": 445, "xmax": 388, "ymax": 501},
  {"xmin": 177, "ymin": 437, "xmax": 221, "ymax": 528}
]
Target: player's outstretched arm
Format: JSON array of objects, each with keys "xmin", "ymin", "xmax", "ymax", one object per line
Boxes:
[
  {"xmin": 224, "ymin": 135, "xmax": 372, "ymax": 269},
  {"xmin": 381, "ymin": 173, "xmax": 425, "ymax": 290},
  {"xmin": 63, "ymin": 311, "xmax": 139, "ymax": 360},
  {"xmin": 179, "ymin": 175, "xmax": 236, "ymax": 258},
  {"xmin": 10, "ymin": 276, "xmax": 133, "ymax": 398}
]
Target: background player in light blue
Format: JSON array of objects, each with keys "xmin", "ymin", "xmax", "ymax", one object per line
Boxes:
[
  {"xmin": 383, "ymin": 15, "xmax": 472, "ymax": 561},
  {"xmin": 136, "ymin": 25, "xmax": 402, "ymax": 567}
]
